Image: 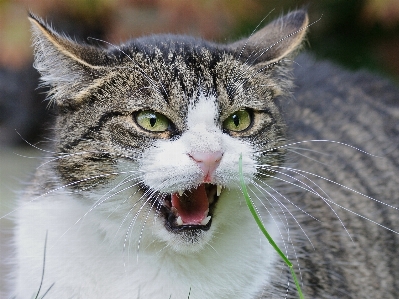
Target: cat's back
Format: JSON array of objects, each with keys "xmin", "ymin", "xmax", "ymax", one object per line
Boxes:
[{"xmin": 284, "ymin": 54, "xmax": 399, "ymax": 298}]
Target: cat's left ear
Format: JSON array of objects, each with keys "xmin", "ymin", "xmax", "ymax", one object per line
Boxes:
[
  {"xmin": 29, "ymin": 13, "xmax": 107, "ymax": 106},
  {"xmin": 231, "ymin": 10, "xmax": 309, "ymax": 65}
]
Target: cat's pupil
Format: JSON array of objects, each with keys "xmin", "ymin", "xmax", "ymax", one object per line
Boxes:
[
  {"xmin": 232, "ymin": 114, "xmax": 240, "ymax": 127},
  {"xmin": 149, "ymin": 116, "xmax": 157, "ymax": 127}
]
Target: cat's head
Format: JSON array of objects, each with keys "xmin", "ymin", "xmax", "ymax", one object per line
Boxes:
[{"xmin": 29, "ymin": 11, "xmax": 308, "ymax": 253}]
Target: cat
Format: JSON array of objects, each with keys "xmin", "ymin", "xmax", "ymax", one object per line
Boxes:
[{"xmin": 6, "ymin": 9, "xmax": 399, "ymax": 298}]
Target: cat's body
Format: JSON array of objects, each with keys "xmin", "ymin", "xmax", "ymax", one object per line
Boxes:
[
  {"xmin": 283, "ymin": 54, "xmax": 399, "ymax": 298},
  {"xmin": 6, "ymin": 10, "xmax": 399, "ymax": 298}
]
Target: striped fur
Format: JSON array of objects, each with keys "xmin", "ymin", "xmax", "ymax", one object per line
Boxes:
[{"xmin": 8, "ymin": 9, "xmax": 399, "ymax": 299}]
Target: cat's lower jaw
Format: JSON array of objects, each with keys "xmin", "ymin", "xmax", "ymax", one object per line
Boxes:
[{"xmin": 13, "ymin": 187, "xmax": 279, "ymax": 299}]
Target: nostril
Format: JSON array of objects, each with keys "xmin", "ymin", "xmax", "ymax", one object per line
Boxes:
[
  {"xmin": 188, "ymin": 151, "xmax": 224, "ymax": 181},
  {"xmin": 189, "ymin": 151, "xmax": 223, "ymax": 164}
]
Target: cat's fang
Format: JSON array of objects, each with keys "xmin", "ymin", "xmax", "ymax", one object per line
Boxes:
[
  {"xmin": 217, "ymin": 185, "xmax": 222, "ymax": 197},
  {"xmin": 178, "ymin": 190, "xmax": 184, "ymax": 196},
  {"xmin": 201, "ymin": 216, "xmax": 211, "ymax": 226},
  {"xmin": 176, "ymin": 216, "xmax": 183, "ymax": 226}
]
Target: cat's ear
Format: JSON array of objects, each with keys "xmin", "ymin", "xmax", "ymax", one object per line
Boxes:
[
  {"xmin": 231, "ymin": 10, "xmax": 308, "ymax": 65},
  {"xmin": 29, "ymin": 13, "xmax": 106, "ymax": 105}
]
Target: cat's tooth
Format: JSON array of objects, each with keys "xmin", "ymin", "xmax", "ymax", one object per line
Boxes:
[
  {"xmin": 178, "ymin": 190, "xmax": 184, "ymax": 197},
  {"xmin": 176, "ymin": 216, "xmax": 183, "ymax": 226},
  {"xmin": 217, "ymin": 185, "xmax": 222, "ymax": 197},
  {"xmin": 201, "ymin": 216, "xmax": 211, "ymax": 226}
]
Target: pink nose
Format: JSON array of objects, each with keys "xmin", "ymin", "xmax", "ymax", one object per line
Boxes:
[{"xmin": 189, "ymin": 151, "xmax": 223, "ymax": 182}]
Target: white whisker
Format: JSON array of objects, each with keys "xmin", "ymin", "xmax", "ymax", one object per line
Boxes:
[
  {"xmin": 273, "ymin": 165, "xmax": 399, "ymax": 211},
  {"xmin": 252, "ymin": 177, "xmax": 315, "ymax": 248},
  {"xmin": 259, "ymin": 165, "xmax": 353, "ymax": 241},
  {"xmin": 0, "ymin": 170, "xmax": 135, "ymax": 220}
]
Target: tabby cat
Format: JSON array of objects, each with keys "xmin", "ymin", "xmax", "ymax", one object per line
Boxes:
[{"xmin": 8, "ymin": 10, "xmax": 399, "ymax": 298}]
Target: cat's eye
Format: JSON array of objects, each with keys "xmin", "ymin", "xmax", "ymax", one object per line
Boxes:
[
  {"xmin": 223, "ymin": 109, "xmax": 252, "ymax": 132},
  {"xmin": 135, "ymin": 110, "xmax": 170, "ymax": 132}
]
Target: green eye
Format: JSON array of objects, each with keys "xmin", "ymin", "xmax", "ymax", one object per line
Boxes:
[
  {"xmin": 223, "ymin": 109, "xmax": 252, "ymax": 132},
  {"xmin": 135, "ymin": 110, "xmax": 170, "ymax": 132}
]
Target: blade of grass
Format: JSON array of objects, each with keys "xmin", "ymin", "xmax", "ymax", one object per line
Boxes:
[{"xmin": 238, "ymin": 154, "xmax": 304, "ymax": 299}]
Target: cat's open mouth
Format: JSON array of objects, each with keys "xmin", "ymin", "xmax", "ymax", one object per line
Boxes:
[{"xmin": 161, "ymin": 183, "xmax": 222, "ymax": 232}]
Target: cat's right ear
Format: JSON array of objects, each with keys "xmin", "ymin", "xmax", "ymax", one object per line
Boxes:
[{"xmin": 29, "ymin": 13, "xmax": 105, "ymax": 106}]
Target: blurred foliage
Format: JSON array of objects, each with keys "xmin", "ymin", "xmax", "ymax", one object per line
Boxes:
[{"xmin": 0, "ymin": 0, "xmax": 398, "ymax": 79}]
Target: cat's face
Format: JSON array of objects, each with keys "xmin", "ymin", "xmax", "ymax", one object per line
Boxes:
[
  {"xmin": 137, "ymin": 90, "xmax": 281, "ymax": 252},
  {"xmin": 29, "ymin": 11, "xmax": 308, "ymax": 253}
]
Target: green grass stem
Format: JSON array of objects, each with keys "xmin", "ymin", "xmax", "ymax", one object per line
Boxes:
[{"xmin": 238, "ymin": 154, "xmax": 305, "ymax": 299}]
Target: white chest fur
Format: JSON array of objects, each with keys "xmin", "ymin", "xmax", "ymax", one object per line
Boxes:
[{"xmin": 14, "ymin": 189, "xmax": 278, "ymax": 299}]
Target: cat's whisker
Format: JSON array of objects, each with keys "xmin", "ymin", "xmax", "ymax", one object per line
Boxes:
[
  {"xmin": 252, "ymin": 177, "xmax": 316, "ymax": 248},
  {"xmin": 247, "ymin": 181, "xmax": 291, "ymax": 256},
  {"xmin": 253, "ymin": 58, "xmax": 291, "ymax": 75},
  {"xmin": 251, "ymin": 186, "xmax": 311, "ymax": 278},
  {"xmin": 152, "ymin": 199, "xmax": 164, "ymax": 227},
  {"xmin": 227, "ymin": 13, "xmax": 318, "ymax": 121},
  {"xmin": 286, "ymin": 146, "xmax": 331, "ymax": 156},
  {"xmin": 236, "ymin": 21, "xmax": 316, "ymax": 90},
  {"xmin": 247, "ymin": 16, "xmax": 322, "ymax": 68},
  {"xmin": 0, "ymin": 170, "xmax": 137, "ymax": 220},
  {"xmin": 154, "ymin": 242, "xmax": 172, "ymax": 258},
  {"xmin": 255, "ymin": 166, "xmax": 320, "ymax": 224},
  {"xmin": 123, "ymin": 177, "xmax": 192, "ymax": 253},
  {"xmin": 123, "ymin": 204, "xmax": 147, "ymax": 268},
  {"xmin": 122, "ymin": 183, "xmax": 163, "ymax": 255},
  {"xmin": 247, "ymin": 179, "xmax": 304, "ymax": 284},
  {"xmin": 15, "ymin": 130, "xmax": 62, "ymax": 155},
  {"xmin": 285, "ymin": 148, "xmax": 333, "ymax": 166},
  {"xmin": 204, "ymin": 241, "xmax": 220, "ymax": 256},
  {"xmin": 271, "ymin": 164, "xmax": 399, "ymax": 211},
  {"xmin": 321, "ymin": 193, "xmax": 399, "ymax": 235},
  {"xmin": 103, "ymin": 180, "xmax": 144, "ymax": 217},
  {"xmin": 259, "ymin": 139, "xmax": 380, "ymax": 157},
  {"xmin": 136, "ymin": 197, "xmax": 160, "ymax": 261},
  {"xmin": 129, "ymin": 204, "xmax": 150, "ymax": 264},
  {"xmin": 112, "ymin": 191, "xmax": 144, "ymax": 245},
  {"xmin": 251, "ymin": 194, "xmax": 305, "ymax": 296},
  {"xmin": 35, "ymin": 151, "xmax": 135, "ymax": 169},
  {"xmin": 249, "ymin": 181, "xmax": 287, "ymax": 229},
  {"xmin": 48, "ymin": 175, "xmax": 143, "ymax": 251},
  {"xmin": 263, "ymin": 163, "xmax": 399, "ymax": 238},
  {"xmin": 85, "ymin": 174, "xmax": 140, "ymax": 215},
  {"xmin": 123, "ymin": 184, "xmax": 171, "ymax": 267},
  {"xmin": 258, "ymin": 165, "xmax": 354, "ymax": 241},
  {"xmin": 234, "ymin": 9, "xmax": 275, "ymax": 62},
  {"xmin": 12, "ymin": 152, "xmax": 60, "ymax": 162}
]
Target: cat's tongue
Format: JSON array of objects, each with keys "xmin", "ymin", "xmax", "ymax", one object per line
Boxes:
[{"xmin": 171, "ymin": 184, "xmax": 209, "ymax": 224}]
